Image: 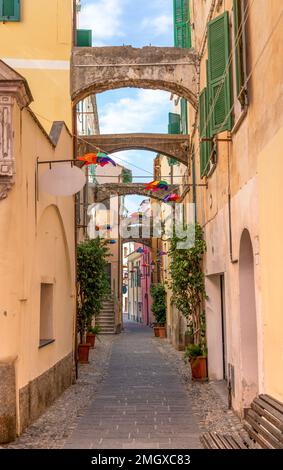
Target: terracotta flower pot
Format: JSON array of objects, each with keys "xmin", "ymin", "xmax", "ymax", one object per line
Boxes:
[
  {"xmin": 86, "ymin": 333, "xmax": 96, "ymax": 349},
  {"xmin": 158, "ymin": 326, "xmax": 167, "ymax": 338},
  {"xmin": 154, "ymin": 326, "xmax": 160, "ymax": 337},
  {"xmin": 78, "ymin": 343, "xmax": 91, "ymax": 364},
  {"xmin": 190, "ymin": 356, "xmax": 208, "ymax": 381}
]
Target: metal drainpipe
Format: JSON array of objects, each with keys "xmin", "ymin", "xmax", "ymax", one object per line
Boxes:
[
  {"xmin": 72, "ymin": 92, "xmax": 78, "ymax": 381},
  {"xmin": 227, "ymin": 139, "xmax": 238, "ymax": 264},
  {"xmin": 145, "ymin": 254, "xmax": 149, "ymax": 325}
]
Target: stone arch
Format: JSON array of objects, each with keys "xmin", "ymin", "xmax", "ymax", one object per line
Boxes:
[
  {"xmin": 37, "ymin": 204, "xmax": 73, "ymax": 282},
  {"xmin": 71, "ymin": 46, "xmax": 199, "ymax": 108},
  {"xmin": 91, "ymin": 183, "xmax": 179, "ymax": 203},
  {"xmin": 80, "ymin": 134, "xmax": 189, "ymax": 165},
  {"xmin": 239, "ymin": 229, "xmax": 259, "ymax": 409}
]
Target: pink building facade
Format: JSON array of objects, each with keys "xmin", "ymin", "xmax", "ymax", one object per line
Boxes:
[{"xmin": 140, "ymin": 245, "xmax": 153, "ymax": 326}]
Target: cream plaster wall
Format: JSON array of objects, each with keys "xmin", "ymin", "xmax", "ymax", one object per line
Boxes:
[
  {"xmin": 188, "ymin": 0, "xmax": 283, "ymax": 413},
  {"xmin": 0, "ymin": 99, "xmax": 76, "ymax": 431},
  {"xmin": 258, "ymin": 126, "xmax": 283, "ymax": 403}
]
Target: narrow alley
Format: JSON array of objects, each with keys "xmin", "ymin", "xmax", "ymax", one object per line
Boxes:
[
  {"xmin": 5, "ymin": 322, "xmax": 245, "ymax": 450},
  {"xmin": 0, "ymin": 0, "xmax": 283, "ymax": 460}
]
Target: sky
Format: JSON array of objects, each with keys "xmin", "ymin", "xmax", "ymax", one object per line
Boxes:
[{"xmin": 79, "ymin": 0, "xmax": 174, "ymax": 213}]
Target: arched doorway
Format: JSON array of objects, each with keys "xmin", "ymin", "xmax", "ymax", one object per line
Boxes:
[{"xmin": 239, "ymin": 229, "xmax": 259, "ymax": 409}]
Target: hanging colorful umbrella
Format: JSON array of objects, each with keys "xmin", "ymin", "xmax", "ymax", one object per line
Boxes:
[
  {"xmin": 163, "ymin": 193, "xmax": 181, "ymax": 203},
  {"xmin": 158, "ymin": 251, "xmax": 167, "ymax": 256},
  {"xmin": 107, "ymin": 239, "xmax": 117, "ymax": 245},
  {"xmin": 145, "ymin": 180, "xmax": 169, "ymax": 192},
  {"xmin": 136, "ymin": 247, "xmax": 145, "ymax": 254},
  {"xmin": 77, "ymin": 152, "xmax": 116, "ymax": 167}
]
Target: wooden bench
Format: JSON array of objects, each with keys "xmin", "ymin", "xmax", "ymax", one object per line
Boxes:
[{"xmin": 201, "ymin": 394, "xmax": 283, "ymax": 449}]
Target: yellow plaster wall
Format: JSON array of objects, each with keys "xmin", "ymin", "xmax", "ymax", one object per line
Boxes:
[
  {"xmin": 0, "ymin": 101, "xmax": 76, "ymax": 390},
  {"xmin": 258, "ymin": 126, "xmax": 283, "ymax": 403},
  {"xmin": 0, "ymin": 0, "xmax": 73, "ymax": 130}
]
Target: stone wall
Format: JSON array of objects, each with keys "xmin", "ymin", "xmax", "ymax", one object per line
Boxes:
[
  {"xmin": 0, "ymin": 360, "xmax": 16, "ymax": 443},
  {"xmin": 19, "ymin": 353, "xmax": 73, "ymax": 434}
]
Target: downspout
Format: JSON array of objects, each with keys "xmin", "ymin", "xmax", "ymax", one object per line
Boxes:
[
  {"xmin": 227, "ymin": 140, "xmax": 238, "ymax": 264},
  {"xmin": 72, "ymin": 0, "xmax": 78, "ymax": 381},
  {"xmin": 192, "ymin": 145, "xmax": 197, "ymax": 223},
  {"xmin": 145, "ymin": 254, "xmax": 149, "ymax": 325}
]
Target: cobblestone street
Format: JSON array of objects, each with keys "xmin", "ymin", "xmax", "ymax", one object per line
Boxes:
[
  {"xmin": 64, "ymin": 322, "xmax": 201, "ymax": 449},
  {"xmin": 5, "ymin": 321, "xmax": 245, "ymax": 449}
]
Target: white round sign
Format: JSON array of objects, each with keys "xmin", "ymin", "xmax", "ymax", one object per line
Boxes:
[{"xmin": 39, "ymin": 164, "xmax": 86, "ymax": 197}]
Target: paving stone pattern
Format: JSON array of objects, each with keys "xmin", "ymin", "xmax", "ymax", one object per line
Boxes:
[
  {"xmin": 4, "ymin": 335, "xmax": 115, "ymax": 449},
  {"xmin": 4, "ymin": 321, "xmax": 245, "ymax": 449},
  {"xmin": 64, "ymin": 322, "xmax": 202, "ymax": 449}
]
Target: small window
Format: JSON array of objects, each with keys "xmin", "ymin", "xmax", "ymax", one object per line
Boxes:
[
  {"xmin": 76, "ymin": 29, "xmax": 92, "ymax": 47},
  {"xmin": 39, "ymin": 283, "xmax": 54, "ymax": 348},
  {"xmin": 233, "ymin": 0, "xmax": 248, "ymax": 107},
  {"xmin": 0, "ymin": 0, "xmax": 21, "ymax": 22}
]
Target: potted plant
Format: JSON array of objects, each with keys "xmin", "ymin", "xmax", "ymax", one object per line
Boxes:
[
  {"xmin": 184, "ymin": 344, "xmax": 208, "ymax": 381},
  {"xmin": 169, "ymin": 224, "xmax": 208, "ymax": 356},
  {"xmin": 86, "ymin": 325, "xmax": 101, "ymax": 349},
  {"xmin": 150, "ymin": 283, "xmax": 167, "ymax": 338},
  {"xmin": 77, "ymin": 238, "xmax": 110, "ymax": 363}
]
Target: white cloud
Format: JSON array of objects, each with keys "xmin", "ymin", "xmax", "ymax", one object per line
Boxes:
[
  {"xmin": 99, "ymin": 89, "xmax": 171, "ymax": 134},
  {"xmin": 79, "ymin": 0, "xmax": 128, "ymax": 44},
  {"xmin": 141, "ymin": 14, "xmax": 173, "ymax": 36}
]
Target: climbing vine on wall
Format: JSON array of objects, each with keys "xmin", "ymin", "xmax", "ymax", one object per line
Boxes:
[
  {"xmin": 169, "ymin": 224, "xmax": 207, "ymax": 347},
  {"xmin": 77, "ymin": 238, "xmax": 110, "ymax": 342}
]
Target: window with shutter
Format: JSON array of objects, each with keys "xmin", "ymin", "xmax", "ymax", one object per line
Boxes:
[
  {"xmin": 180, "ymin": 98, "xmax": 188, "ymax": 134},
  {"xmin": 199, "ymin": 88, "xmax": 211, "ymax": 178},
  {"xmin": 168, "ymin": 112, "xmax": 181, "ymax": 166},
  {"xmin": 207, "ymin": 11, "xmax": 233, "ymax": 134},
  {"xmin": 173, "ymin": 0, "xmax": 191, "ymax": 48},
  {"xmin": 0, "ymin": 0, "xmax": 20, "ymax": 21},
  {"xmin": 76, "ymin": 29, "xmax": 92, "ymax": 47},
  {"xmin": 233, "ymin": 0, "xmax": 248, "ymax": 107},
  {"xmin": 168, "ymin": 112, "xmax": 181, "ymax": 134}
]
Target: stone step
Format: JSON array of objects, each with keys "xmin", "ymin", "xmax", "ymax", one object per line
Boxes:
[
  {"xmin": 98, "ymin": 313, "xmax": 115, "ymax": 318},
  {"xmin": 99, "ymin": 328, "xmax": 116, "ymax": 334},
  {"xmin": 98, "ymin": 318, "xmax": 115, "ymax": 322}
]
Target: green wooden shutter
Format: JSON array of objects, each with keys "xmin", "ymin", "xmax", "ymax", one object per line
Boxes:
[
  {"xmin": 233, "ymin": 0, "xmax": 247, "ymax": 106},
  {"xmin": 121, "ymin": 168, "xmax": 133, "ymax": 183},
  {"xmin": 0, "ymin": 0, "xmax": 20, "ymax": 21},
  {"xmin": 199, "ymin": 88, "xmax": 211, "ymax": 178},
  {"xmin": 168, "ymin": 112, "xmax": 181, "ymax": 134},
  {"xmin": 76, "ymin": 29, "xmax": 92, "ymax": 47},
  {"xmin": 173, "ymin": 0, "xmax": 191, "ymax": 48},
  {"xmin": 168, "ymin": 112, "xmax": 180, "ymax": 165},
  {"xmin": 180, "ymin": 98, "xmax": 188, "ymax": 134},
  {"xmin": 199, "ymin": 89, "xmax": 206, "ymax": 177},
  {"xmin": 207, "ymin": 11, "xmax": 232, "ymax": 134}
]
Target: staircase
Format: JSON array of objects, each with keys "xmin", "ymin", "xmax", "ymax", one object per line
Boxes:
[{"xmin": 97, "ymin": 297, "xmax": 116, "ymax": 334}]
